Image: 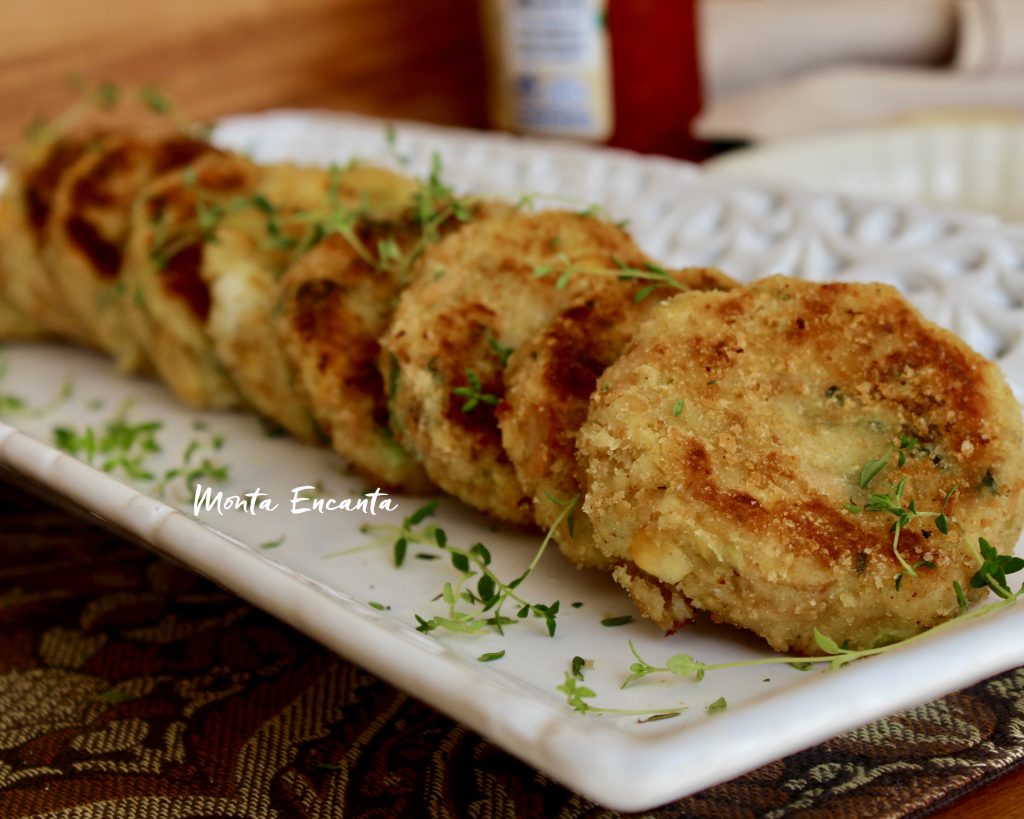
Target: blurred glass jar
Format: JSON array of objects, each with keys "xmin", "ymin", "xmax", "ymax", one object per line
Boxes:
[{"xmin": 481, "ymin": 0, "xmax": 703, "ymax": 159}]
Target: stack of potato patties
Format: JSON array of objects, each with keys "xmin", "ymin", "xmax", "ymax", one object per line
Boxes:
[{"xmin": 4, "ymin": 108, "xmax": 1023, "ymax": 657}]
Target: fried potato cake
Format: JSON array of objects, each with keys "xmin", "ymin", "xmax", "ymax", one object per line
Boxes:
[
  {"xmin": 0, "ymin": 133, "xmax": 103, "ymax": 343},
  {"xmin": 276, "ymin": 229, "xmax": 430, "ymax": 490},
  {"xmin": 499, "ymin": 267, "xmax": 737, "ymax": 575},
  {"xmin": 381, "ymin": 209, "xmax": 654, "ymax": 523},
  {"xmin": 122, "ymin": 152, "xmax": 260, "ymax": 408},
  {"xmin": 0, "ymin": 199, "xmax": 49, "ymax": 339},
  {"xmin": 579, "ymin": 275, "xmax": 1024, "ymax": 653},
  {"xmin": 276, "ymin": 189, "xmax": 504, "ymax": 490},
  {"xmin": 45, "ymin": 133, "xmax": 214, "ymax": 371},
  {"xmin": 206, "ymin": 163, "xmax": 418, "ymax": 444}
]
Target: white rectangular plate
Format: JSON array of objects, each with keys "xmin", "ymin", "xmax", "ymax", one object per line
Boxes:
[{"xmin": 2, "ymin": 111, "xmax": 1023, "ymax": 812}]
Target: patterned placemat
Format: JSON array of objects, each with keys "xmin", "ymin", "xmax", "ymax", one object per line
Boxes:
[{"xmin": 2, "ymin": 477, "xmax": 1023, "ymax": 819}]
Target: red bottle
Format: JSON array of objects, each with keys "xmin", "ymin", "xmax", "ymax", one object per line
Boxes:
[{"xmin": 482, "ymin": 0, "xmax": 703, "ymax": 160}]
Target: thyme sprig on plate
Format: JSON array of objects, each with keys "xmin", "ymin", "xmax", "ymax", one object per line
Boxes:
[
  {"xmin": 353, "ymin": 497, "xmax": 578, "ymax": 637},
  {"xmin": 345, "ymin": 499, "xmax": 442, "ymax": 566},
  {"xmin": 622, "ymin": 572, "xmax": 1024, "ymax": 686},
  {"xmin": 53, "ymin": 405, "xmax": 230, "ymax": 498},
  {"xmin": 413, "ymin": 498, "xmax": 579, "ymax": 637},
  {"xmin": 54, "ymin": 409, "xmax": 163, "ymax": 481},
  {"xmin": 151, "ymin": 430, "xmax": 230, "ymax": 502},
  {"xmin": 557, "ymin": 658, "xmax": 683, "ymax": 720}
]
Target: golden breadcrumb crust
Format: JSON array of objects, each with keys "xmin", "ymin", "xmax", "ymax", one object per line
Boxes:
[
  {"xmin": 500, "ymin": 267, "xmax": 737, "ymax": 569},
  {"xmin": 122, "ymin": 152, "xmax": 259, "ymax": 408},
  {"xmin": 0, "ymin": 133, "xmax": 103, "ymax": 343},
  {"xmin": 202, "ymin": 163, "xmax": 414, "ymax": 442},
  {"xmin": 381, "ymin": 209, "xmax": 653, "ymax": 523},
  {"xmin": 580, "ymin": 276, "xmax": 1024, "ymax": 653},
  {"xmin": 46, "ymin": 133, "xmax": 213, "ymax": 371}
]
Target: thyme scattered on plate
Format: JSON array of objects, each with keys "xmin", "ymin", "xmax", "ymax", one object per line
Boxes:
[
  {"xmin": 621, "ymin": 571, "xmax": 1024, "ymax": 685},
  {"xmin": 411, "ymin": 497, "xmax": 579, "ymax": 637},
  {"xmin": 344, "ymin": 499, "xmax": 441, "ymax": 565},
  {"xmin": 54, "ymin": 410, "xmax": 163, "ymax": 481},
  {"xmin": 53, "ymin": 403, "xmax": 229, "ymax": 500},
  {"xmin": 557, "ymin": 658, "xmax": 684, "ymax": 720}
]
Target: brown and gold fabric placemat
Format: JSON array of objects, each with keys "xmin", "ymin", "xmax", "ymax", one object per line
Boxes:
[{"xmin": 2, "ymin": 477, "xmax": 1023, "ymax": 819}]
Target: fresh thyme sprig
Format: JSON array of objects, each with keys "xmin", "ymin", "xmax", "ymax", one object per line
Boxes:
[
  {"xmin": 149, "ymin": 185, "xmax": 259, "ymax": 271},
  {"xmin": 531, "ymin": 253, "xmax": 688, "ymax": 302},
  {"xmin": 451, "ymin": 369, "xmax": 500, "ymax": 412},
  {"xmin": 52, "ymin": 402, "xmax": 228, "ymax": 499},
  {"xmin": 28, "ymin": 78, "xmax": 207, "ymax": 149},
  {"xmin": 149, "ymin": 143, "xmax": 474, "ymax": 288},
  {"xmin": 557, "ymin": 659, "xmax": 683, "ymax": 719},
  {"xmin": 513, "ymin": 193, "xmax": 629, "ymax": 229},
  {"xmin": 972, "ymin": 537, "xmax": 1024, "ymax": 599},
  {"xmin": 487, "ymin": 335, "xmax": 514, "ymax": 368},
  {"xmin": 346, "ymin": 499, "xmax": 442, "ymax": 566},
  {"xmin": 845, "ymin": 438, "xmax": 959, "ymax": 587},
  {"xmin": 54, "ymin": 406, "xmax": 163, "ymax": 481},
  {"xmin": 412, "ymin": 496, "xmax": 579, "ymax": 637},
  {"xmin": 857, "ymin": 434, "xmax": 919, "ymax": 489},
  {"xmin": 151, "ymin": 431, "xmax": 230, "ymax": 502},
  {"xmin": 622, "ymin": 574, "xmax": 1024, "ymax": 686}
]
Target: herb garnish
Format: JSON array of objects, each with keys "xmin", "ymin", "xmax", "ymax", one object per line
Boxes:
[
  {"xmin": 0, "ymin": 352, "xmax": 74, "ymax": 418},
  {"xmin": 53, "ymin": 403, "xmax": 229, "ymax": 501},
  {"xmin": 452, "ymin": 369, "xmax": 500, "ymax": 412},
  {"xmin": 557, "ymin": 662, "xmax": 684, "ymax": 719},
  {"xmin": 487, "ymin": 336, "xmax": 515, "ymax": 368},
  {"xmin": 972, "ymin": 537, "xmax": 1024, "ymax": 598},
  {"xmin": 54, "ymin": 412, "xmax": 162, "ymax": 481},
  {"xmin": 845, "ymin": 438, "xmax": 960, "ymax": 587},
  {"xmin": 411, "ymin": 498, "xmax": 578, "ymax": 637},
  {"xmin": 346, "ymin": 499, "xmax": 441, "ymax": 566},
  {"xmin": 531, "ymin": 253, "xmax": 689, "ymax": 302},
  {"xmin": 622, "ymin": 571, "xmax": 1024, "ymax": 685}
]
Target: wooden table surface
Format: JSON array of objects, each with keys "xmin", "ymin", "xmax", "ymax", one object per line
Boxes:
[
  {"xmin": 935, "ymin": 765, "xmax": 1024, "ymax": 817},
  {"xmin": 1, "ymin": 2, "xmax": 1021, "ymax": 814}
]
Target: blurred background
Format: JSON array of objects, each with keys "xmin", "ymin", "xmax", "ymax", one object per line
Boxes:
[{"xmin": 3, "ymin": 0, "xmax": 1024, "ymax": 214}]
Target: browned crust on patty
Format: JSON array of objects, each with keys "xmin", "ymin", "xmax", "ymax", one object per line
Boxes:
[
  {"xmin": 381, "ymin": 209, "xmax": 655, "ymax": 524},
  {"xmin": 580, "ymin": 275, "xmax": 1024, "ymax": 653},
  {"xmin": 277, "ymin": 225, "xmax": 434, "ymax": 492},
  {"xmin": 500, "ymin": 266, "xmax": 737, "ymax": 570},
  {"xmin": 46, "ymin": 134, "xmax": 215, "ymax": 369}
]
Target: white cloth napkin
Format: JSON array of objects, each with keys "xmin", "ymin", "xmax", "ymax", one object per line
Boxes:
[
  {"xmin": 696, "ymin": 0, "xmax": 1024, "ymax": 142},
  {"xmin": 956, "ymin": 0, "xmax": 1024, "ymax": 73}
]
